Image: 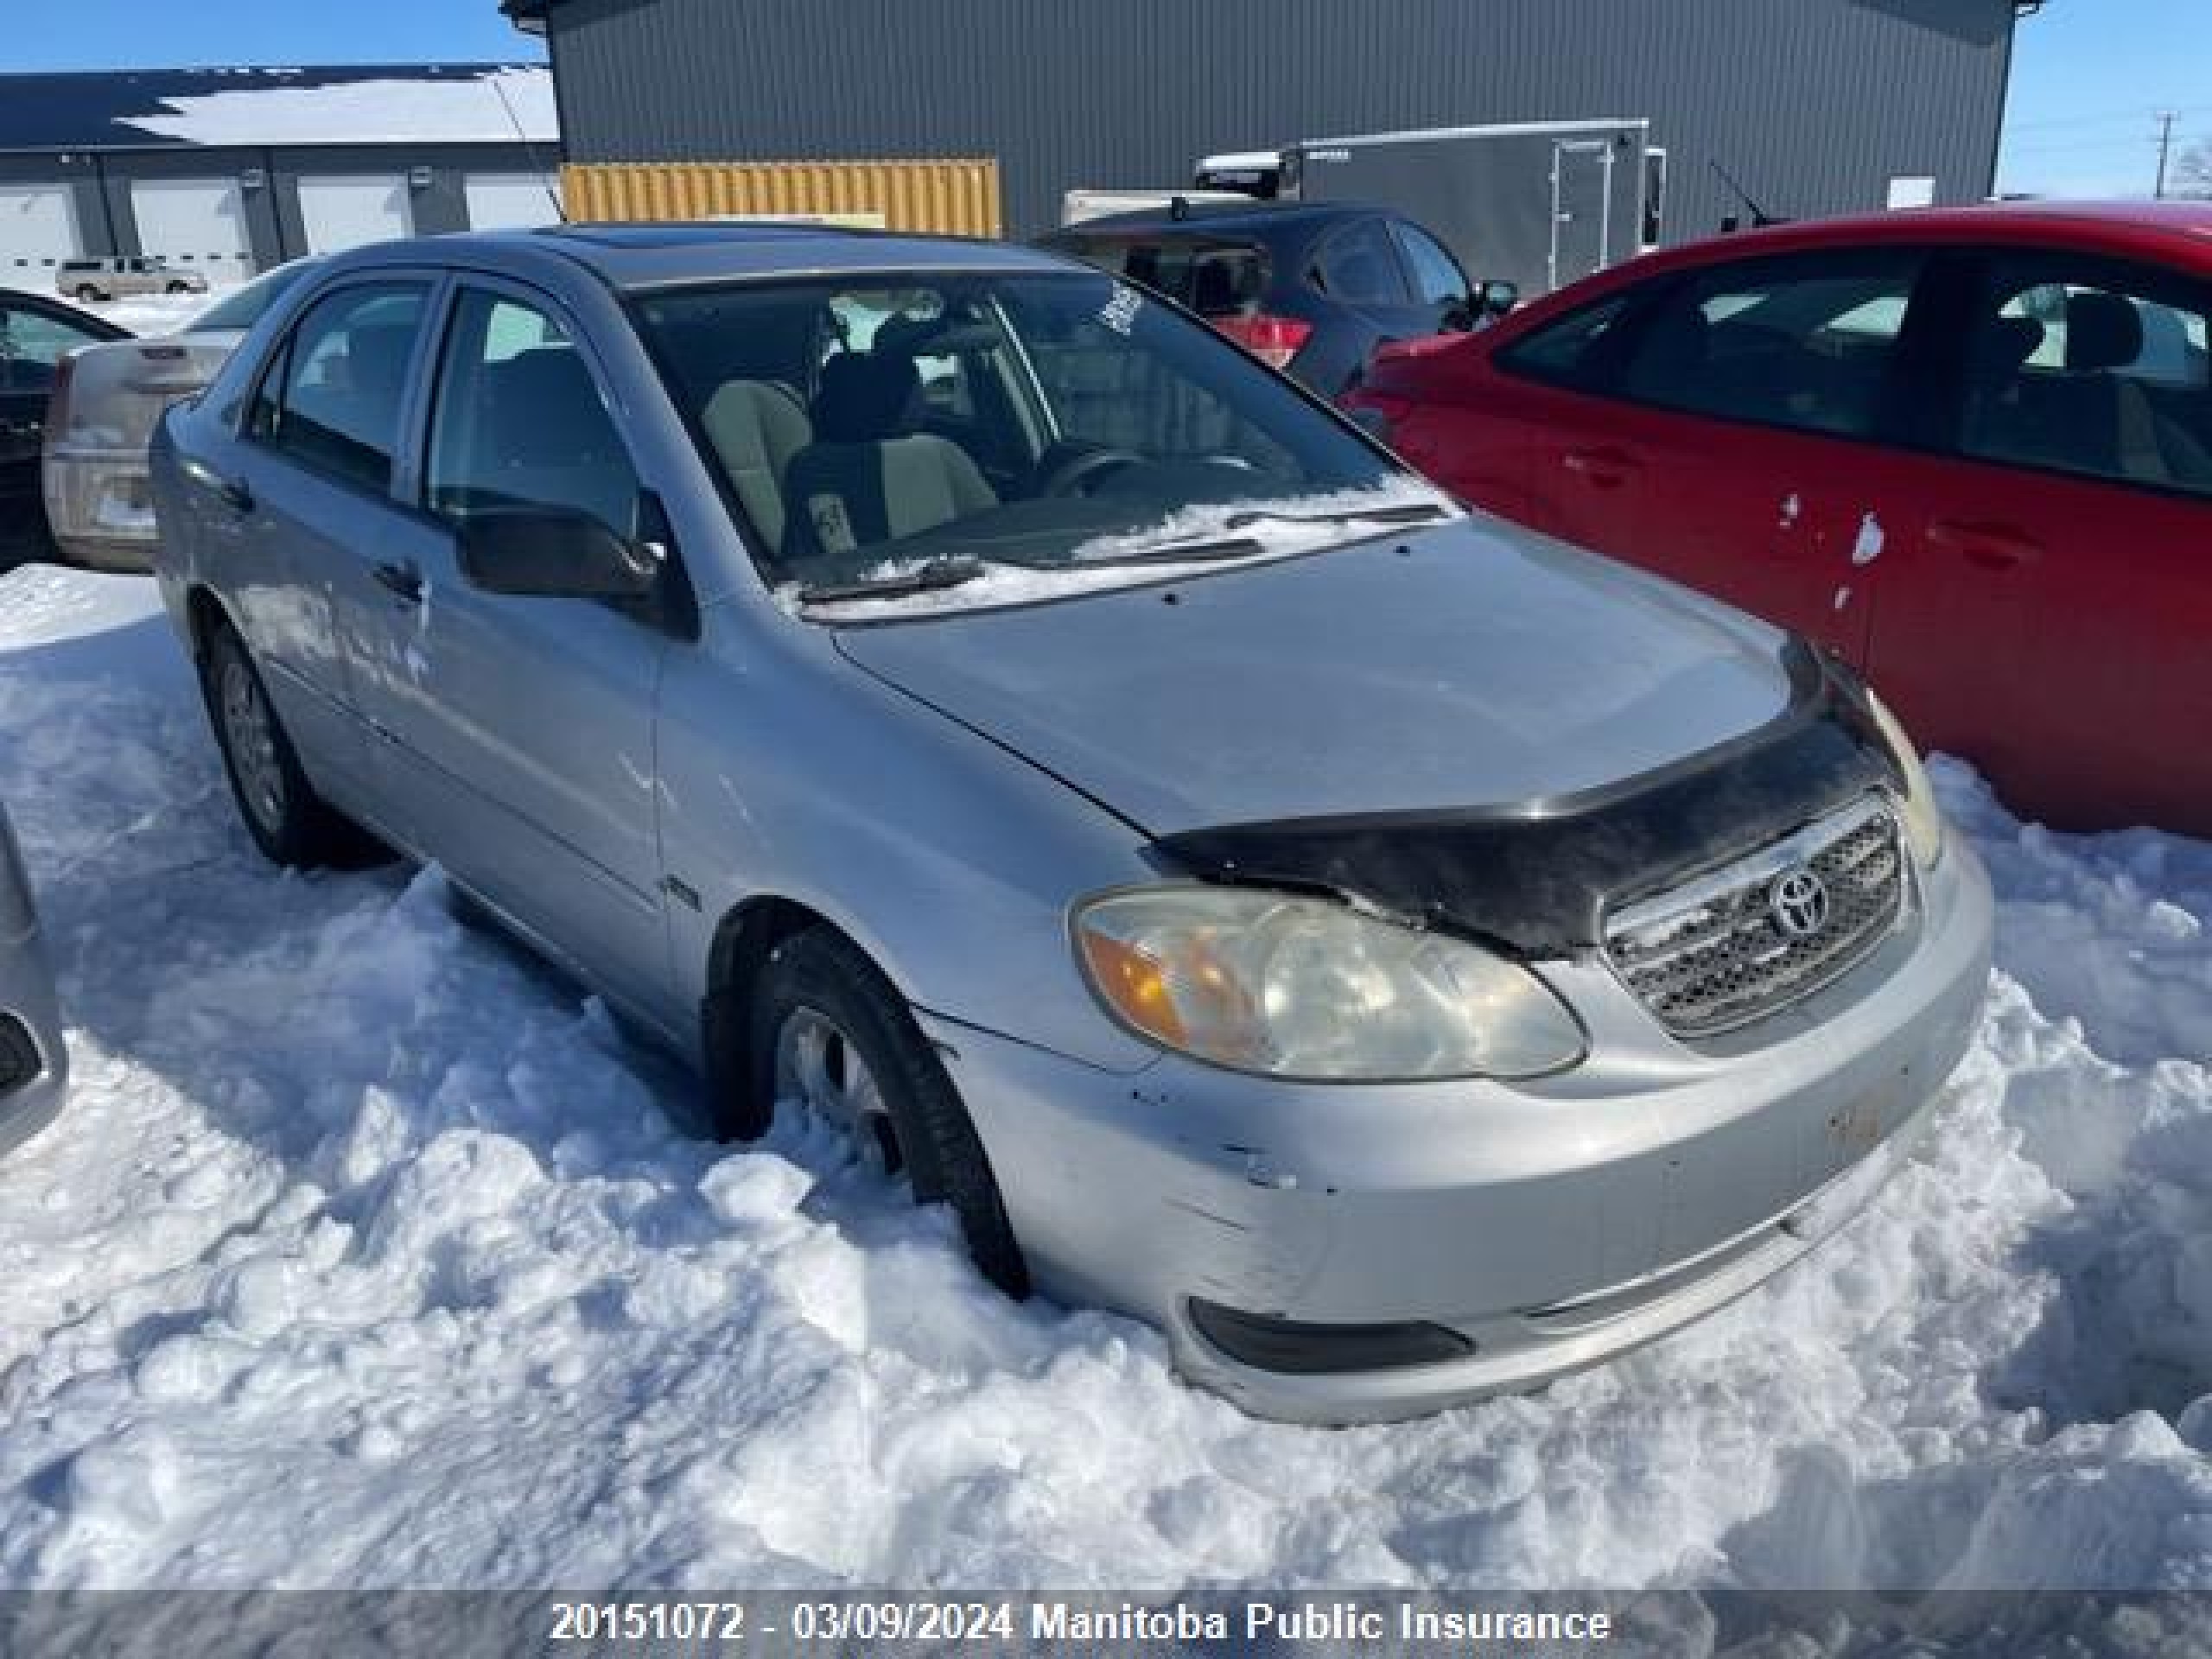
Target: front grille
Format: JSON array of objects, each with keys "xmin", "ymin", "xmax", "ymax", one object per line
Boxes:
[
  {"xmin": 1605, "ymin": 798, "xmax": 1908, "ymax": 1038},
  {"xmin": 0, "ymin": 1014, "xmax": 40, "ymax": 1095}
]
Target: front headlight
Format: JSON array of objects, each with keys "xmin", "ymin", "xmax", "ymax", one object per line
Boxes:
[
  {"xmin": 1866, "ymin": 690, "xmax": 1945, "ymax": 869},
  {"xmin": 1072, "ymin": 886, "xmax": 1586, "ymax": 1081}
]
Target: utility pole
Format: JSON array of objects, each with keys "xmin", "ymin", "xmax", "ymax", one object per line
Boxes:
[{"xmin": 2155, "ymin": 110, "xmax": 2177, "ymax": 199}]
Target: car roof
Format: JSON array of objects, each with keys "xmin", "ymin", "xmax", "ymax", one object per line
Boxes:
[
  {"xmin": 323, "ymin": 221, "xmax": 1079, "ymax": 292},
  {"xmin": 1637, "ymin": 200, "xmax": 2212, "ymax": 274},
  {"xmin": 1046, "ymin": 200, "xmax": 1394, "ymax": 244}
]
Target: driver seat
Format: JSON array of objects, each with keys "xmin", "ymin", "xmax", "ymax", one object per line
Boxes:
[{"xmin": 783, "ymin": 353, "xmax": 997, "ymax": 558}]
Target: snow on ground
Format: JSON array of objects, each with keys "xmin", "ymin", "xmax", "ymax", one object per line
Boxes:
[{"xmin": 0, "ymin": 565, "xmax": 2209, "ymax": 1595}]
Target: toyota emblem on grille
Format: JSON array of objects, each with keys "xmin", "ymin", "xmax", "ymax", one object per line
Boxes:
[{"xmin": 1768, "ymin": 868, "xmax": 1830, "ymax": 939}]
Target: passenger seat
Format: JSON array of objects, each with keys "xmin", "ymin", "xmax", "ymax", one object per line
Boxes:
[
  {"xmin": 783, "ymin": 353, "xmax": 997, "ymax": 559},
  {"xmin": 702, "ymin": 379, "xmax": 812, "ymax": 550}
]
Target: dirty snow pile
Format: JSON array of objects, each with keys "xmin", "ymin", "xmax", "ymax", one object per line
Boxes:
[{"xmin": 2, "ymin": 567, "xmax": 2210, "ymax": 1601}]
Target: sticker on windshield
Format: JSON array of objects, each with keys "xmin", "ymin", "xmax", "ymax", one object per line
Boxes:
[{"xmin": 1097, "ymin": 284, "xmax": 1144, "ymax": 336}]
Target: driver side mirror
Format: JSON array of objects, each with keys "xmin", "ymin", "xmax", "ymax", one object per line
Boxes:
[
  {"xmin": 457, "ymin": 507, "xmax": 661, "ymax": 601},
  {"xmin": 1475, "ymin": 280, "xmax": 1520, "ymax": 321}
]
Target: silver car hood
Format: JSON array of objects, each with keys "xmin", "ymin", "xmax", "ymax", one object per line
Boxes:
[{"xmin": 833, "ymin": 520, "xmax": 1799, "ymax": 835}]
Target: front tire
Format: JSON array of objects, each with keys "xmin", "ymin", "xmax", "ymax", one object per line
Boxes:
[
  {"xmin": 202, "ymin": 622, "xmax": 359, "ymax": 868},
  {"xmin": 746, "ymin": 929, "xmax": 1028, "ymax": 1296},
  {"xmin": 73, "ymin": 284, "xmax": 101, "ymax": 302}
]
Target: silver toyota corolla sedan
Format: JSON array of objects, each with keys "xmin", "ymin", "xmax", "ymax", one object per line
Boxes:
[
  {"xmin": 148, "ymin": 226, "xmax": 1993, "ymax": 1423},
  {"xmin": 2, "ymin": 802, "xmax": 66, "ymax": 1160}
]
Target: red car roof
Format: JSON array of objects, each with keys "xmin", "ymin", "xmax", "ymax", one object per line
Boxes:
[{"xmin": 1487, "ymin": 200, "xmax": 2212, "ymax": 341}]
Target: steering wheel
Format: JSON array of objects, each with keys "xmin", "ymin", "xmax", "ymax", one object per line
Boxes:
[{"xmin": 1038, "ymin": 446, "xmax": 1147, "ymax": 499}]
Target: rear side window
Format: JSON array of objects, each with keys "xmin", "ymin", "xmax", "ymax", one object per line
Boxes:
[
  {"xmin": 1064, "ymin": 238, "xmax": 1268, "ymax": 320},
  {"xmin": 248, "ymin": 281, "xmax": 428, "ymax": 493},
  {"xmin": 426, "ymin": 289, "xmax": 642, "ymax": 537},
  {"xmin": 1957, "ymin": 255, "xmax": 2212, "ymax": 498},
  {"xmin": 1311, "ymin": 219, "xmax": 1407, "ymax": 305},
  {"xmin": 1615, "ymin": 251, "xmax": 1923, "ymax": 440}
]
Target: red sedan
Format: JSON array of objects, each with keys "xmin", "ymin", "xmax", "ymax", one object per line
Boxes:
[{"xmin": 1348, "ymin": 202, "xmax": 2212, "ymax": 837}]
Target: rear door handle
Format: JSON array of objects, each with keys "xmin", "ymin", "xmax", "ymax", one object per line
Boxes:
[
  {"xmin": 372, "ymin": 559, "xmax": 423, "ymax": 604},
  {"xmin": 1560, "ymin": 447, "xmax": 1640, "ymax": 489},
  {"xmin": 1928, "ymin": 519, "xmax": 2041, "ymax": 571}
]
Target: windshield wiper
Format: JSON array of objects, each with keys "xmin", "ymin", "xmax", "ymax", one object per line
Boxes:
[
  {"xmin": 1219, "ymin": 501, "xmax": 1453, "ymax": 531},
  {"xmin": 1077, "ymin": 533, "xmax": 1269, "ymax": 567},
  {"xmin": 797, "ymin": 557, "xmax": 988, "ymax": 604}
]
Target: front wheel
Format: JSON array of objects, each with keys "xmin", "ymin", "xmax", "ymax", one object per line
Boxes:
[
  {"xmin": 202, "ymin": 622, "xmax": 361, "ymax": 868},
  {"xmin": 73, "ymin": 284, "xmax": 101, "ymax": 302},
  {"xmin": 166, "ymin": 281, "xmax": 190, "ymax": 295},
  {"xmin": 746, "ymin": 929, "xmax": 1028, "ymax": 1296}
]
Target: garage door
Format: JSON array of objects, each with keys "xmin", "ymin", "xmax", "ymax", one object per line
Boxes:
[
  {"xmin": 0, "ymin": 184, "xmax": 84, "ymax": 284},
  {"xmin": 464, "ymin": 173, "xmax": 561, "ymax": 231},
  {"xmin": 130, "ymin": 178, "xmax": 255, "ymax": 281},
  {"xmin": 296, "ymin": 176, "xmax": 413, "ymax": 254}
]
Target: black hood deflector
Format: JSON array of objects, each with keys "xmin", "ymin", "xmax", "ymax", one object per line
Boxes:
[{"xmin": 1148, "ymin": 643, "xmax": 1902, "ymax": 957}]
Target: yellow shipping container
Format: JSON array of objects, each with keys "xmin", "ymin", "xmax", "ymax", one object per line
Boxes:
[{"xmin": 561, "ymin": 161, "xmax": 1002, "ymax": 239}]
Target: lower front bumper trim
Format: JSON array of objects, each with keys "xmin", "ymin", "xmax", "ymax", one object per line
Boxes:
[{"xmin": 1186, "ymin": 1298, "xmax": 1475, "ymax": 1375}]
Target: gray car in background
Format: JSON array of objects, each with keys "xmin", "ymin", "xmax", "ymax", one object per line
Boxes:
[
  {"xmin": 43, "ymin": 261, "xmax": 318, "ymax": 571},
  {"xmin": 149, "ymin": 226, "xmax": 1993, "ymax": 1422},
  {"xmin": 1, "ymin": 804, "xmax": 66, "ymax": 1160}
]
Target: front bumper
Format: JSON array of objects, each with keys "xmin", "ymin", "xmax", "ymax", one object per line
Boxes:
[{"xmin": 919, "ymin": 840, "xmax": 1993, "ymax": 1424}]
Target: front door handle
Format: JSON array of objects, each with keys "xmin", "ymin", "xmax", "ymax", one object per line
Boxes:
[
  {"xmin": 372, "ymin": 559, "xmax": 423, "ymax": 604},
  {"xmin": 1928, "ymin": 519, "xmax": 2041, "ymax": 572},
  {"xmin": 1560, "ymin": 447, "xmax": 1640, "ymax": 489}
]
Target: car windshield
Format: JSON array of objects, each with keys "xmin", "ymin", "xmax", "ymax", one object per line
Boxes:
[
  {"xmin": 188, "ymin": 262, "xmax": 315, "ymax": 334},
  {"xmin": 634, "ymin": 269, "xmax": 1446, "ymax": 613}
]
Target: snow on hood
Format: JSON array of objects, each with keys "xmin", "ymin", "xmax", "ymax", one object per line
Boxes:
[
  {"xmin": 120, "ymin": 66, "xmax": 556, "ymax": 147},
  {"xmin": 834, "ymin": 515, "xmax": 1798, "ymax": 834},
  {"xmin": 786, "ymin": 483, "xmax": 1461, "ymax": 622}
]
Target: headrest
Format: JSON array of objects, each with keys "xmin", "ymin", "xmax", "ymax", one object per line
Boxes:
[
  {"xmin": 346, "ymin": 322, "xmax": 416, "ymax": 399},
  {"xmin": 812, "ymin": 352, "xmax": 922, "ymax": 443},
  {"xmin": 2065, "ymin": 291, "xmax": 2143, "ymax": 372},
  {"xmin": 1974, "ymin": 315, "xmax": 2045, "ymax": 377}
]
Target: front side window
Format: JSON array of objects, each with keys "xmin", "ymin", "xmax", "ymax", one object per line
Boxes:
[
  {"xmin": 426, "ymin": 289, "xmax": 642, "ymax": 537},
  {"xmin": 1616, "ymin": 251, "xmax": 1923, "ymax": 439},
  {"xmin": 1495, "ymin": 291, "xmax": 1636, "ymax": 389},
  {"xmin": 248, "ymin": 280, "xmax": 427, "ymax": 493},
  {"xmin": 1958, "ymin": 257, "xmax": 2212, "ymax": 497},
  {"xmin": 635, "ymin": 270, "xmax": 1424, "ymax": 606},
  {"xmin": 1393, "ymin": 222, "xmax": 1469, "ymax": 307}
]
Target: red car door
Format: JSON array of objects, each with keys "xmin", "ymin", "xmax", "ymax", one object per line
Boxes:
[
  {"xmin": 1864, "ymin": 249, "xmax": 2212, "ymax": 835},
  {"xmin": 1554, "ymin": 249, "xmax": 1935, "ymax": 666}
]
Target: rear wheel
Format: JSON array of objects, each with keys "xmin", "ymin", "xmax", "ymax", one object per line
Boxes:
[
  {"xmin": 165, "ymin": 280, "xmax": 190, "ymax": 295},
  {"xmin": 73, "ymin": 284, "xmax": 100, "ymax": 302},
  {"xmin": 746, "ymin": 929, "xmax": 1028, "ymax": 1296},
  {"xmin": 202, "ymin": 622, "xmax": 362, "ymax": 868}
]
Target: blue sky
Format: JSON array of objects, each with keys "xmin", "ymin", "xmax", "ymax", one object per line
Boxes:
[
  {"xmin": 6, "ymin": 0, "xmax": 2209, "ymax": 203},
  {"xmin": 1999, "ymin": 0, "xmax": 2212, "ymax": 197}
]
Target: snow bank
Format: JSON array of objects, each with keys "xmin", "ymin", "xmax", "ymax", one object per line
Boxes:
[{"xmin": 0, "ymin": 568, "xmax": 2209, "ymax": 1594}]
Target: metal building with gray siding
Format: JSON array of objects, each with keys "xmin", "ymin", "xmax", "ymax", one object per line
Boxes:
[{"xmin": 507, "ymin": 0, "xmax": 2023, "ymax": 245}]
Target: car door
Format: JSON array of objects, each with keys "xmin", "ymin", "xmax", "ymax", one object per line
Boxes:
[
  {"xmin": 0, "ymin": 296, "xmax": 122, "ymax": 569},
  {"xmin": 213, "ymin": 276, "xmax": 436, "ymax": 807},
  {"xmin": 1862, "ymin": 248, "xmax": 2212, "ymax": 833},
  {"xmin": 1545, "ymin": 248, "xmax": 1934, "ymax": 664},
  {"xmin": 347, "ymin": 278, "xmax": 675, "ymax": 1014}
]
